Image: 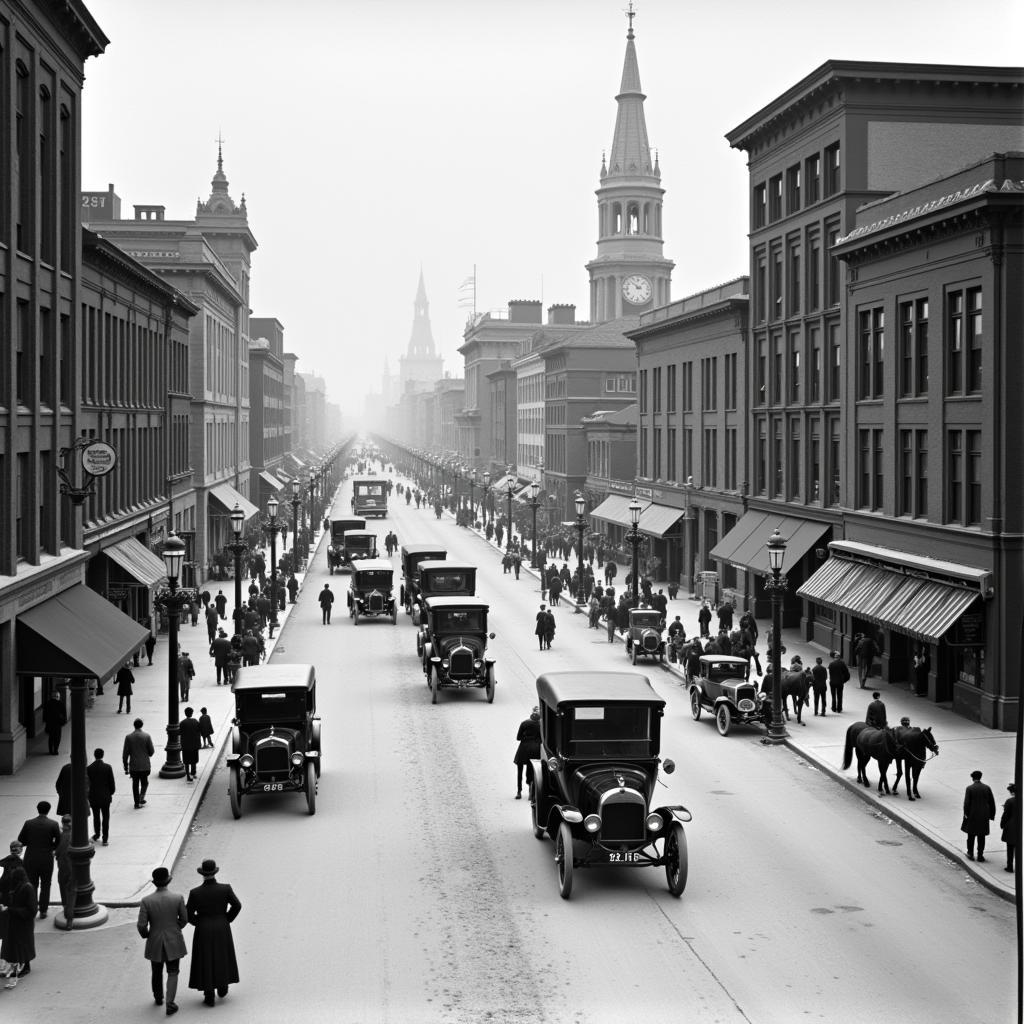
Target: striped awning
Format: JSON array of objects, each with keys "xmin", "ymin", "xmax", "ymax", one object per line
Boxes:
[
  {"xmin": 638, "ymin": 502, "xmax": 685, "ymax": 538},
  {"xmin": 590, "ymin": 494, "xmax": 651, "ymax": 529},
  {"xmin": 798, "ymin": 557, "xmax": 979, "ymax": 643},
  {"xmin": 209, "ymin": 482, "xmax": 259, "ymax": 520},
  {"xmin": 260, "ymin": 471, "xmax": 284, "ymax": 491},
  {"xmin": 100, "ymin": 538, "xmax": 167, "ymax": 588}
]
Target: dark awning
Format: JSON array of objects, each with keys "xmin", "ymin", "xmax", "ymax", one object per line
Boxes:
[
  {"xmin": 797, "ymin": 557, "xmax": 979, "ymax": 643},
  {"xmin": 17, "ymin": 584, "xmax": 150, "ymax": 682},
  {"xmin": 710, "ymin": 511, "xmax": 828, "ymax": 575},
  {"xmin": 100, "ymin": 538, "xmax": 167, "ymax": 587},
  {"xmin": 209, "ymin": 482, "xmax": 259, "ymax": 520},
  {"xmin": 638, "ymin": 502, "xmax": 685, "ymax": 538},
  {"xmin": 590, "ymin": 494, "xmax": 650, "ymax": 529},
  {"xmin": 259, "ymin": 471, "xmax": 284, "ymax": 492}
]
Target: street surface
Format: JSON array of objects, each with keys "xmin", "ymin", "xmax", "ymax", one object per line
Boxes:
[{"xmin": 10, "ymin": 475, "xmax": 1015, "ymax": 1024}]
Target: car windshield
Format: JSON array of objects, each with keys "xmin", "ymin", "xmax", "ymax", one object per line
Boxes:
[
  {"xmin": 434, "ymin": 609, "xmax": 484, "ymax": 633},
  {"xmin": 566, "ymin": 705, "xmax": 653, "ymax": 758},
  {"xmin": 632, "ymin": 613, "xmax": 661, "ymax": 627},
  {"xmin": 708, "ymin": 662, "xmax": 748, "ymax": 680},
  {"xmin": 355, "ymin": 484, "xmax": 384, "ymax": 496},
  {"xmin": 347, "ymin": 537, "xmax": 376, "ymax": 550},
  {"xmin": 355, "ymin": 571, "xmax": 391, "ymax": 588},
  {"xmin": 236, "ymin": 690, "xmax": 307, "ymax": 723},
  {"xmin": 423, "ymin": 572, "xmax": 471, "ymax": 593}
]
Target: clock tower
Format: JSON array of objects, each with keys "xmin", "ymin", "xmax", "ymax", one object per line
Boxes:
[{"xmin": 586, "ymin": 6, "xmax": 673, "ymax": 322}]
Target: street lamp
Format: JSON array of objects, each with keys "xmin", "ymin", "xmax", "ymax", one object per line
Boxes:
[
  {"xmin": 504, "ymin": 468, "xmax": 516, "ymax": 552},
  {"xmin": 628, "ymin": 496, "xmax": 642, "ymax": 605},
  {"xmin": 290, "ymin": 478, "xmax": 301, "ymax": 570},
  {"xmin": 529, "ymin": 480, "xmax": 541, "ymax": 569},
  {"xmin": 157, "ymin": 532, "xmax": 188, "ymax": 780},
  {"xmin": 468, "ymin": 469, "xmax": 477, "ymax": 522},
  {"xmin": 574, "ymin": 491, "xmax": 587, "ymax": 611},
  {"xmin": 763, "ymin": 528, "xmax": 789, "ymax": 744},
  {"xmin": 225, "ymin": 505, "xmax": 248, "ymax": 636},
  {"xmin": 483, "ymin": 471, "xmax": 491, "ymax": 527},
  {"xmin": 451, "ymin": 461, "xmax": 460, "ymax": 515},
  {"xmin": 267, "ymin": 495, "xmax": 281, "ymax": 636}
]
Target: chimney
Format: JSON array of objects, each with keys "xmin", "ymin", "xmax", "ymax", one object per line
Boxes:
[
  {"xmin": 507, "ymin": 300, "xmax": 543, "ymax": 324},
  {"xmin": 133, "ymin": 205, "xmax": 166, "ymax": 221},
  {"xmin": 547, "ymin": 304, "xmax": 576, "ymax": 325}
]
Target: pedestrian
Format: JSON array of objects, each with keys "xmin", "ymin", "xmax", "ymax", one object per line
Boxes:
[
  {"xmin": 198, "ymin": 709, "xmax": 214, "ymax": 749},
  {"xmin": 810, "ymin": 657, "xmax": 828, "ymax": 716},
  {"xmin": 604, "ymin": 560, "xmax": 617, "ymax": 587},
  {"xmin": 188, "ymin": 599, "xmax": 199, "ymax": 628},
  {"xmin": 319, "ymin": 584, "xmax": 334, "ymax": 624},
  {"xmin": 137, "ymin": 866, "xmax": 188, "ymax": 1014},
  {"xmin": 667, "ymin": 579, "xmax": 679, "ymax": 600},
  {"xmin": 204, "ymin": 603, "xmax": 218, "ymax": 644},
  {"xmin": 287, "ymin": 575, "xmax": 298, "ymax": 604},
  {"xmin": 513, "ymin": 707, "xmax": 541, "ymax": 799},
  {"xmin": 0, "ymin": 841, "xmax": 23, "ymax": 908},
  {"xmin": 17, "ymin": 801, "xmax": 59, "ymax": 919},
  {"xmin": 54, "ymin": 759, "xmax": 80, "ymax": 818},
  {"xmin": 865, "ymin": 691, "xmax": 887, "ymax": 729},
  {"xmin": 209, "ymin": 629, "xmax": 232, "ymax": 685},
  {"xmin": 513, "ymin": 553, "xmax": 521, "ymax": 580},
  {"xmin": 186, "ymin": 860, "xmax": 241, "ymax": 1008},
  {"xmin": 55, "ymin": 814, "xmax": 73, "ymax": 930},
  {"xmin": 241, "ymin": 630, "xmax": 261, "ymax": 667},
  {"xmin": 87, "ymin": 748, "xmax": 115, "ymax": 846},
  {"xmin": 177, "ymin": 651, "xmax": 195, "ymax": 702},
  {"xmin": 43, "ymin": 691, "xmax": 67, "ymax": 755},
  {"xmin": 0, "ymin": 866, "xmax": 36, "ymax": 985},
  {"xmin": 548, "ymin": 576, "xmax": 562, "ymax": 607},
  {"xmin": 827, "ymin": 650, "xmax": 850, "ymax": 712},
  {"xmin": 913, "ymin": 645, "xmax": 930, "ymax": 696},
  {"xmin": 116, "ymin": 661, "xmax": 135, "ymax": 714},
  {"xmin": 144, "ymin": 630, "xmax": 157, "ymax": 665},
  {"xmin": 716, "ymin": 600, "xmax": 734, "ymax": 633},
  {"xmin": 961, "ymin": 770, "xmax": 996, "ymax": 862},
  {"xmin": 855, "ymin": 632, "xmax": 878, "ymax": 687},
  {"xmin": 543, "ymin": 608, "xmax": 556, "ymax": 650},
  {"xmin": 123, "ymin": 718, "xmax": 155, "ymax": 809},
  {"xmin": 697, "ymin": 601, "xmax": 712, "ymax": 639},
  {"xmin": 535, "ymin": 605, "xmax": 548, "ymax": 651},
  {"xmin": 1000, "ymin": 783, "xmax": 1017, "ymax": 873},
  {"xmin": 214, "ymin": 591, "xmax": 227, "ymax": 621},
  {"xmin": 179, "ymin": 709, "xmax": 201, "ymax": 784},
  {"xmin": 606, "ymin": 606, "xmax": 617, "ymax": 643}
]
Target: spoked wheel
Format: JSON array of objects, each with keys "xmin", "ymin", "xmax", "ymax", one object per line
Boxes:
[
  {"xmin": 630, "ymin": 645, "xmax": 638, "ymax": 665},
  {"xmin": 716, "ymin": 703, "xmax": 732, "ymax": 737},
  {"xmin": 416, "ymin": 634, "xmax": 423, "ymax": 657},
  {"xmin": 664, "ymin": 822, "xmax": 688, "ymax": 896},
  {"xmin": 429, "ymin": 666, "xmax": 439, "ymax": 704},
  {"xmin": 228, "ymin": 768, "xmax": 242, "ymax": 820},
  {"xmin": 555, "ymin": 821, "xmax": 574, "ymax": 899},
  {"xmin": 353, "ymin": 607, "xmax": 359, "ymax": 625},
  {"xmin": 530, "ymin": 782, "xmax": 545, "ymax": 840},
  {"xmin": 305, "ymin": 768, "xmax": 317, "ymax": 816},
  {"xmin": 690, "ymin": 689, "xmax": 702, "ymax": 721},
  {"xmin": 485, "ymin": 665, "xmax": 496, "ymax": 704}
]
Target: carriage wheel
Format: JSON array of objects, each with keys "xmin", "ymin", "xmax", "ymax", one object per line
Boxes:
[
  {"xmin": 485, "ymin": 665, "xmax": 496, "ymax": 703},
  {"xmin": 690, "ymin": 689, "xmax": 702, "ymax": 721},
  {"xmin": 228, "ymin": 768, "xmax": 242, "ymax": 820},
  {"xmin": 665, "ymin": 823, "xmax": 688, "ymax": 897},
  {"xmin": 556, "ymin": 822, "xmax": 574, "ymax": 899},
  {"xmin": 530, "ymin": 782, "xmax": 546, "ymax": 840},
  {"xmin": 716, "ymin": 704, "xmax": 732, "ymax": 737}
]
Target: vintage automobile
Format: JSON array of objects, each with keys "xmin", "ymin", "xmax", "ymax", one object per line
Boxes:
[
  {"xmin": 347, "ymin": 558, "xmax": 398, "ymax": 624},
  {"xmin": 413, "ymin": 560, "xmax": 477, "ymax": 655},
  {"xmin": 688, "ymin": 654, "xmax": 765, "ymax": 736},
  {"xmin": 351, "ymin": 478, "xmax": 388, "ymax": 518},
  {"xmin": 399, "ymin": 544, "xmax": 447, "ymax": 615},
  {"xmin": 421, "ymin": 596, "xmax": 496, "ymax": 703},
  {"xmin": 529, "ymin": 672, "xmax": 691, "ymax": 900},
  {"xmin": 327, "ymin": 517, "xmax": 366, "ymax": 574},
  {"xmin": 624, "ymin": 607, "xmax": 667, "ymax": 665},
  {"xmin": 226, "ymin": 664, "xmax": 321, "ymax": 818},
  {"xmin": 341, "ymin": 529, "xmax": 378, "ymax": 570}
]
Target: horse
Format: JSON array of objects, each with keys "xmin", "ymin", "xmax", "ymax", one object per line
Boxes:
[
  {"xmin": 779, "ymin": 670, "xmax": 811, "ymax": 726},
  {"xmin": 842, "ymin": 722, "xmax": 904, "ymax": 794},
  {"xmin": 892, "ymin": 727, "xmax": 939, "ymax": 801}
]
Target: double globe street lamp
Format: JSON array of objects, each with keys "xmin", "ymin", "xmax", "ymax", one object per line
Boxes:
[
  {"xmin": 226, "ymin": 505, "xmax": 249, "ymax": 636},
  {"xmin": 157, "ymin": 532, "xmax": 190, "ymax": 780},
  {"xmin": 763, "ymin": 528, "xmax": 789, "ymax": 745},
  {"xmin": 266, "ymin": 496, "xmax": 282, "ymax": 636},
  {"xmin": 627, "ymin": 496, "xmax": 643, "ymax": 604},
  {"xmin": 482, "ymin": 471, "xmax": 491, "ymax": 527},
  {"xmin": 529, "ymin": 480, "xmax": 541, "ymax": 568},
  {"xmin": 504, "ymin": 469, "xmax": 516, "ymax": 552},
  {"xmin": 574, "ymin": 492, "xmax": 588, "ymax": 611}
]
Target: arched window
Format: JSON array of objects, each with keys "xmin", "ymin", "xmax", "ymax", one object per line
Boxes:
[
  {"xmin": 612, "ymin": 202, "xmax": 622, "ymax": 234},
  {"xmin": 642, "ymin": 203, "xmax": 651, "ymax": 234},
  {"xmin": 627, "ymin": 203, "xmax": 640, "ymax": 234}
]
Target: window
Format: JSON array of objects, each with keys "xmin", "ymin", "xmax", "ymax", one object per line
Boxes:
[
  {"xmin": 809, "ymin": 326, "xmax": 821, "ymax": 403},
  {"xmin": 666, "ymin": 363, "xmax": 677, "ymax": 412},
  {"xmin": 898, "ymin": 297, "xmax": 929, "ymax": 397},
  {"xmin": 773, "ymin": 421, "xmax": 783, "ymax": 497},
  {"xmin": 916, "ymin": 430, "xmax": 928, "ymax": 518},
  {"xmin": 900, "ymin": 430, "xmax": 913, "ymax": 517},
  {"xmin": 682, "ymin": 428, "xmax": 693, "ymax": 480},
  {"xmin": 16, "ymin": 61, "xmax": 32, "ymax": 254},
  {"xmin": 967, "ymin": 430, "xmax": 981, "ymax": 525},
  {"xmin": 639, "ymin": 427, "xmax": 648, "ymax": 477},
  {"xmin": 786, "ymin": 164, "xmax": 801, "ymax": 213},
  {"xmin": 873, "ymin": 430, "xmax": 884, "ymax": 512},
  {"xmin": 858, "ymin": 308, "xmax": 884, "ymax": 400},
  {"xmin": 755, "ymin": 255, "xmax": 767, "ymax": 323},
  {"xmin": 788, "ymin": 241, "xmax": 801, "ymax": 316},
  {"xmin": 771, "ymin": 246, "xmax": 783, "ymax": 320},
  {"xmin": 829, "ymin": 418, "xmax": 841, "ymax": 505},
  {"xmin": 653, "ymin": 427, "xmax": 662, "ymax": 480},
  {"xmin": 828, "ymin": 322, "xmax": 841, "ymax": 402},
  {"xmin": 725, "ymin": 427, "xmax": 737, "ymax": 490},
  {"xmin": 966, "ymin": 288, "xmax": 982, "ymax": 392},
  {"xmin": 667, "ymin": 428, "xmax": 677, "ymax": 482},
  {"xmin": 639, "ymin": 368, "xmax": 648, "ymax": 413},
  {"xmin": 769, "ymin": 174, "xmax": 782, "ymax": 222},
  {"xmin": 824, "ymin": 142, "xmax": 841, "ymax": 196},
  {"xmin": 652, "ymin": 366, "xmax": 662, "ymax": 412},
  {"xmin": 789, "ymin": 422, "xmax": 801, "ymax": 500},
  {"xmin": 807, "ymin": 230, "xmax": 821, "ymax": 312},
  {"xmin": 702, "ymin": 428, "xmax": 717, "ymax": 488},
  {"xmin": 771, "ymin": 334, "xmax": 782, "ymax": 405},
  {"xmin": 681, "ymin": 362, "xmax": 692, "ymax": 411},
  {"xmin": 755, "ymin": 337, "xmax": 766, "ymax": 406},
  {"xmin": 701, "ymin": 357, "xmax": 717, "ymax": 411},
  {"xmin": 724, "ymin": 353, "xmax": 737, "ymax": 410},
  {"xmin": 810, "ymin": 422, "xmax": 821, "ymax": 503},
  {"xmin": 753, "ymin": 183, "xmax": 767, "ymax": 228},
  {"xmin": 756, "ymin": 421, "xmax": 767, "ymax": 494},
  {"xmin": 947, "ymin": 431, "xmax": 962, "ymax": 522},
  {"xmin": 788, "ymin": 331, "xmax": 801, "ymax": 404},
  {"xmin": 826, "ymin": 223, "xmax": 841, "ymax": 307}
]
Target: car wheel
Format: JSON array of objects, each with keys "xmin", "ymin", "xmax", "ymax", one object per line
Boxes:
[
  {"xmin": 485, "ymin": 665, "xmax": 496, "ymax": 703},
  {"xmin": 400, "ymin": 585, "xmax": 406, "ymax": 606},
  {"xmin": 665, "ymin": 822, "xmax": 688, "ymax": 897},
  {"xmin": 556, "ymin": 821, "xmax": 574, "ymax": 899},
  {"xmin": 716, "ymin": 703, "xmax": 732, "ymax": 737},
  {"xmin": 228, "ymin": 768, "xmax": 242, "ymax": 820},
  {"xmin": 329, "ymin": 565, "xmax": 334, "ymax": 576},
  {"xmin": 305, "ymin": 767, "xmax": 317, "ymax": 816},
  {"xmin": 353, "ymin": 607, "xmax": 359, "ymax": 625},
  {"xmin": 416, "ymin": 634, "xmax": 423, "ymax": 657},
  {"xmin": 530, "ymin": 782, "xmax": 545, "ymax": 840},
  {"xmin": 392, "ymin": 605, "xmax": 398, "ymax": 625},
  {"xmin": 690, "ymin": 689, "xmax": 702, "ymax": 721},
  {"xmin": 430, "ymin": 666, "xmax": 439, "ymax": 704},
  {"xmin": 631, "ymin": 644, "xmax": 638, "ymax": 665}
]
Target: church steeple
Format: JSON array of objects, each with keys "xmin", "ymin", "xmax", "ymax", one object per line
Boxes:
[
  {"xmin": 197, "ymin": 134, "xmax": 245, "ymax": 217},
  {"xmin": 399, "ymin": 269, "xmax": 443, "ymax": 394},
  {"xmin": 408, "ymin": 269, "xmax": 436, "ymax": 357}
]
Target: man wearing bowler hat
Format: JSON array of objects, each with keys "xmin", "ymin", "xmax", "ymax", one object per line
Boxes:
[
  {"xmin": 186, "ymin": 859, "xmax": 242, "ymax": 1007},
  {"xmin": 961, "ymin": 769, "xmax": 996, "ymax": 862},
  {"xmin": 137, "ymin": 866, "xmax": 188, "ymax": 1015}
]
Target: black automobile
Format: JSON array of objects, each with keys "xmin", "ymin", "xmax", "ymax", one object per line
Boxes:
[
  {"xmin": 420, "ymin": 596, "xmax": 496, "ymax": 703},
  {"xmin": 529, "ymin": 671, "xmax": 691, "ymax": 900},
  {"xmin": 688, "ymin": 654, "xmax": 764, "ymax": 736},
  {"xmin": 327, "ymin": 517, "xmax": 366, "ymax": 574},
  {"xmin": 399, "ymin": 544, "xmax": 447, "ymax": 615},
  {"xmin": 624, "ymin": 607, "xmax": 666, "ymax": 665},
  {"xmin": 226, "ymin": 664, "xmax": 321, "ymax": 818},
  {"xmin": 347, "ymin": 558, "xmax": 398, "ymax": 624},
  {"xmin": 413, "ymin": 560, "xmax": 477, "ymax": 655}
]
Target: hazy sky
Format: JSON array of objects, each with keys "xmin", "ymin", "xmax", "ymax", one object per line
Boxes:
[{"xmin": 80, "ymin": 0, "xmax": 1024, "ymax": 414}]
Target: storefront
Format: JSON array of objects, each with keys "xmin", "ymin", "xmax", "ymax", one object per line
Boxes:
[{"xmin": 88, "ymin": 537, "xmax": 168, "ymax": 629}]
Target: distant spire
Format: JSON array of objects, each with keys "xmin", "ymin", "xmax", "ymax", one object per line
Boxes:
[
  {"xmin": 407, "ymin": 270, "xmax": 436, "ymax": 357},
  {"xmin": 604, "ymin": 5, "xmax": 658, "ymax": 182},
  {"xmin": 198, "ymin": 133, "xmax": 243, "ymax": 216}
]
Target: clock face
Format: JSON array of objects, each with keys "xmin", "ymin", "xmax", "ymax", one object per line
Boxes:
[{"xmin": 622, "ymin": 274, "xmax": 653, "ymax": 305}]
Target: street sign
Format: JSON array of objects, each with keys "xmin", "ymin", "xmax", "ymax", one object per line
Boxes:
[{"xmin": 81, "ymin": 441, "xmax": 117, "ymax": 477}]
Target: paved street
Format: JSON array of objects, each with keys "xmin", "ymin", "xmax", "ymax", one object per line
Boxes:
[{"xmin": 1, "ymin": 472, "xmax": 1014, "ymax": 1024}]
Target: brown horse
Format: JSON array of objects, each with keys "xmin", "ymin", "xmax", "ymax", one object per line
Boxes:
[
  {"xmin": 780, "ymin": 670, "xmax": 811, "ymax": 726},
  {"xmin": 841, "ymin": 722, "xmax": 904, "ymax": 793},
  {"xmin": 892, "ymin": 726, "xmax": 939, "ymax": 801}
]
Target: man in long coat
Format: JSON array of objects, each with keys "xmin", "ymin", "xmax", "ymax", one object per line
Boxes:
[
  {"xmin": 961, "ymin": 770, "xmax": 996, "ymax": 862},
  {"xmin": 87, "ymin": 748, "xmax": 116, "ymax": 845},
  {"xmin": 137, "ymin": 866, "xmax": 188, "ymax": 1012},
  {"xmin": 187, "ymin": 859, "xmax": 242, "ymax": 1007},
  {"xmin": 17, "ymin": 801, "xmax": 60, "ymax": 918}
]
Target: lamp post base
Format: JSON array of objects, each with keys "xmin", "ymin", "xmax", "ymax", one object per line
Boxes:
[
  {"xmin": 761, "ymin": 730, "xmax": 788, "ymax": 745},
  {"xmin": 159, "ymin": 760, "xmax": 186, "ymax": 779}
]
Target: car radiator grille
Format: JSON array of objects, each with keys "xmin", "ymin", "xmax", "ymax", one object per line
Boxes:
[
  {"xmin": 601, "ymin": 801, "xmax": 645, "ymax": 842},
  {"xmin": 449, "ymin": 650, "xmax": 474, "ymax": 677},
  {"xmin": 256, "ymin": 744, "xmax": 290, "ymax": 774},
  {"xmin": 368, "ymin": 592, "xmax": 384, "ymax": 612}
]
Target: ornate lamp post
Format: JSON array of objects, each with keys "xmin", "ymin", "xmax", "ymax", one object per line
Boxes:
[
  {"xmin": 267, "ymin": 495, "xmax": 281, "ymax": 636},
  {"xmin": 763, "ymin": 528, "xmax": 789, "ymax": 745},
  {"xmin": 468, "ymin": 469, "xmax": 477, "ymax": 521},
  {"xmin": 574, "ymin": 491, "xmax": 587, "ymax": 611},
  {"xmin": 483, "ymin": 471, "xmax": 491, "ymax": 527},
  {"xmin": 157, "ymin": 532, "xmax": 188, "ymax": 779},
  {"xmin": 226, "ymin": 505, "xmax": 248, "ymax": 635},
  {"xmin": 628, "ymin": 496, "xmax": 643, "ymax": 605},
  {"xmin": 290, "ymin": 478, "xmax": 301, "ymax": 570},
  {"xmin": 504, "ymin": 469, "xmax": 516, "ymax": 552},
  {"xmin": 451, "ymin": 461, "xmax": 460, "ymax": 514},
  {"xmin": 529, "ymin": 480, "xmax": 541, "ymax": 568}
]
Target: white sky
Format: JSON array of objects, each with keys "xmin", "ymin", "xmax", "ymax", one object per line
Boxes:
[{"xmin": 80, "ymin": 0, "xmax": 1024, "ymax": 415}]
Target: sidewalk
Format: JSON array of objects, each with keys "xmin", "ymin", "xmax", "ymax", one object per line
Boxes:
[
  {"xmin": 471, "ymin": 528, "xmax": 1017, "ymax": 903},
  {"xmin": 0, "ymin": 525, "xmax": 330, "ymax": 910}
]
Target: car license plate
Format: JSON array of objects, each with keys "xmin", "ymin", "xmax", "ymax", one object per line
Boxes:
[
  {"xmin": 608, "ymin": 851, "xmax": 642, "ymax": 862},
  {"xmin": 262, "ymin": 783, "xmax": 283, "ymax": 792}
]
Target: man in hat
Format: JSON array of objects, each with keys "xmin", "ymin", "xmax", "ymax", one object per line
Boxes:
[
  {"xmin": 209, "ymin": 629, "xmax": 233, "ymax": 685},
  {"xmin": 87, "ymin": 748, "xmax": 116, "ymax": 845},
  {"xmin": 186, "ymin": 860, "xmax": 241, "ymax": 1007},
  {"xmin": 1000, "ymin": 783, "xmax": 1017, "ymax": 873},
  {"xmin": 961, "ymin": 770, "xmax": 996, "ymax": 861},
  {"xmin": 827, "ymin": 650, "xmax": 851, "ymax": 713},
  {"xmin": 137, "ymin": 866, "xmax": 188, "ymax": 1014},
  {"xmin": 0, "ymin": 840, "xmax": 24, "ymax": 907},
  {"xmin": 55, "ymin": 814, "xmax": 74, "ymax": 930},
  {"xmin": 17, "ymin": 801, "xmax": 60, "ymax": 918},
  {"xmin": 865, "ymin": 691, "xmax": 887, "ymax": 729}
]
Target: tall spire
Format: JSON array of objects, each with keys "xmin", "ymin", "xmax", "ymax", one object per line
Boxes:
[
  {"xmin": 604, "ymin": 4, "xmax": 658, "ymax": 182},
  {"xmin": 197, "ymin": 133, "xmax": 244, "ymax": 216},
  {"xmin": 407, "ymin": 269, "xmax": 436, "ymax": 357}
]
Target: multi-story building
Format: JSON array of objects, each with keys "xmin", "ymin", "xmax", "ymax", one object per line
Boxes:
[
  {"xmin": 721, "ymin": 60, "xmax": 1023, "ymax": 728},
  {"xmin": 248, "ymin": 317, "xmax": 287, "ymax": 510},
  {"xmin": 434, "ymin": 377, "xmax": 465, "ymax": 455}
]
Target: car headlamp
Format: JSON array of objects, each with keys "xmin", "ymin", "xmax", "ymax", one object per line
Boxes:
[
  {"xmin": 290, "ymin": 752, "xmax": 304, "ymax": 767},
  {"xmin": 239, "ymin": 754, "xmax": 254, "ymax": 770},
  {"xmin": 441, "ymin": 659, "xmax": 450, "ymax": 669},
  {"xmin": 645, "ymin": 812, "xmax": 663, "ymax": 832},
  {"xmin": 584, "ymin": 814, "xmax": 601, "ymax": 833}
]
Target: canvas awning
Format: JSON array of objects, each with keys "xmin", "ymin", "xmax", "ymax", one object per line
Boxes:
[
  {"xmin": 638, "ymin": 502, "xmax": 685, "ymax": 538},
  {"xmin": 287, "ymin": 453, "xmax": 306, "ymax": 469},
  {"xmin": 590, "ymin": 494, "xmax": 650, "ymax": 529},
  {"xmin": 797, "ymin": 557, "xmax": 979, "ymax": 643},
  {"xmin": 209, "ymin": 482, "xmax": 259, "ymax": 520},
  {"xmin": 99, "ymin": 538, "xmax": 167, "ymax": 588},
  {"xmin": 17, "ymin": 584, "xmax": 150, "ymax": 682},
  {"xmin": 710, "ymin": 511, "xmax": 829, "ymax": 574},
  {"xmin": 260, "ymin": 471, "xmax": 284, "ymax": 491}
]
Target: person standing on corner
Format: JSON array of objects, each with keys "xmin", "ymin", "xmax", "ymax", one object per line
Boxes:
[
  {"xmin": 55, "ymin": 815, "xmax": 73, "ymax": 931},
  {"xmin": 827, "ymin": 650, "xmax": 850, "ymax": 713},
  {"xmin": 123, "ymin": 719, "xmax": 155, "ymax": 809},
  {"xmin": 0, "ymin": 865, "xmax": 37, "ymax": 984},
  {"xmin": 43, "ymin": 691, "xmax": 67, "ymax": 755},
  {"xmin": 87, "ymin": 748, "xmax": 115, "ymax": 846},
  {"xmin": 319, "ymin": 583, "xmax": 334, "ymax": 624},
  {"xmin": 534, "ymin": 605, "xmax": 548, "ymax": 651},
  {"xmin": 116, "ymin": 661, "xmax": 135, "ymax": 714},
  {"xmin": 855, "ymin": 631, "xmax": 878, "ymax": 688},
  {"xmin": 961, "ymin": 769, "xmax": 996, "ymax": 862},
  {"xmin": 513, "ymin": 707, "xmax": 541, "ymax": 799},
  {"xmin": 137, "ymin": 866, "xmax": 187, "ymax": 1015},
  {"xmin": 186, "ymin": 859, "xmax": 241, "ymax": 1008},
  {"xmin": 1000, "ymin": 783, "xmax": 1017, "ymax": 873},
  {"xmin": 865, "ymin": 691, "xmax": 887, "ymax": 729},
  {"xmin": 17, "ymin": 801, "xmax": 59, "ymax": 920},
  {"xmin": 697, "ymin": 601, "xmax": 712, "ymax": 639},
  {"xmin": 810, "ymin": 657, "xmax": 829, "ymax": 716},
  {"xmin": 179, "ymin": 709, "xmax": 201, "ymax": 784}
]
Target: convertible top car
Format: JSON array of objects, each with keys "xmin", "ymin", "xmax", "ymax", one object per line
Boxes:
[{"xmin": 688, "ymin": 654, "xmax": 764, "ymax": 736}]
